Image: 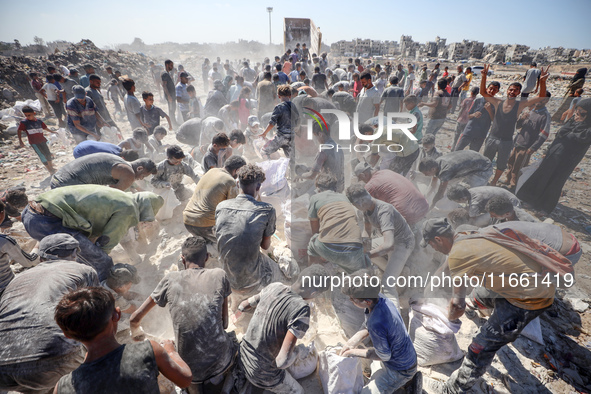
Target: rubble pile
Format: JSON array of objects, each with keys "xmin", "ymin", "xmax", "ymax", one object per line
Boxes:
[{"xmin": 0, "ymin": 39, "xmax": 159, "ymax": 109}]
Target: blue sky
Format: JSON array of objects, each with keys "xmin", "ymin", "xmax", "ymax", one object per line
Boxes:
[{"xmin": 0, "ymin": 0, "xmax": 589, "ymax": 49}]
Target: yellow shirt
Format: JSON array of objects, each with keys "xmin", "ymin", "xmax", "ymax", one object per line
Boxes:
[
  {"xmin": 448, "ymin": 238, "xmax": 555, "ymax": 310},
  {"xmin": 462, "ymin": 73, "xmax": 473, "ymax": 91},
  {"xmin": 183, "ymin": 168, "xmax": 238, "ymax": 228}
]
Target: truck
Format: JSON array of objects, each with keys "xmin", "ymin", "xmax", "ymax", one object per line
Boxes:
[{"xmin": 284, "ymin": 18, "xmax": 322, "ymax": 57}]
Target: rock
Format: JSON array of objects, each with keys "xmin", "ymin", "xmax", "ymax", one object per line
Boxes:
[{"xmin": 568, "ymin": 298, "xmax": 589, "ymax": 313}]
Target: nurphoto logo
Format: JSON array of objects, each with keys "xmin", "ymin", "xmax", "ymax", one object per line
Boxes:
[{"xmin": 303, "ymin": 108, "xmax": 418, "ymax": 152}]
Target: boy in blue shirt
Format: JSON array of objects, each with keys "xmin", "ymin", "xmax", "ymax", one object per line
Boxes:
[
  {"xmin": 340, "ymin": 269, "xmax": 419, "ymax": 394},
  {"xmin": 141, "ymin": 91, "xmax": 172, "ymax": 135},
  {"xmin": 260, "ymin": 85, "xmax": 299, "ymax": 159}
]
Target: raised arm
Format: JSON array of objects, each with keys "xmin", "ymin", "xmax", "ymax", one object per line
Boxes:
[
  {"xmin": 479, "ymin": 65, "xmax": 501, "ymax": 107},
  {"xmin": 518, "ymin": 66, "xmax": 549, "ymax": 113}
]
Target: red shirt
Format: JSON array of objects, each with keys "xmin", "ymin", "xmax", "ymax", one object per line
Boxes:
[
  {"xmin": 18, "ymin": 119, "xmax": 47, "ymax": 145},
  {"xmin": 365, "ymin": 170, "xmax": 429, "ymax": 225}
]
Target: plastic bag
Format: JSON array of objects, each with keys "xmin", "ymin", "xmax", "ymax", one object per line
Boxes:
[
  {"xmin": 408, "ymin": 302, "xmax": 464, "ymax": 367},
  {"xmin": 155, "ymin": 188, "xmax": 181, "ymax": 221},
  {"xmin": 257, "ymin": 158, "xmax": 290, "ymax": 196},
  {"xmin": 287, "ymin": 342, "xmax": 318, "ymax": 380},
  {"xmin": 100, "ymin": 126, "xmax": 121, "ymax": 144},
  {"xmin": 519, "ymin": 316, "xmax": 544, "ymax": 345},
  {"xmin": 14, "ymin": 99, "xmax": 42, "ymax": 115},
  {"xmin": 318, "ymin": 346, "xmax": 364, "ymax": 394},
  {"xmin": 47, "ymin": 128, "xmax": 69, "ymax": 147}
]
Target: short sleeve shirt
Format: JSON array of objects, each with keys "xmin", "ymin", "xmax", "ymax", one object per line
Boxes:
[
  {"xmin": 240, "ymin": 283, "xmax": 310, "ymax": 388},
  {"xmin": 365, "ymin": 199, "xmax": 413, "ymax": 243},
  {"xmin": 215, "ymin": 194, "xmax": 276, "ymax": 290},
  {"xmin": 66, "ymin": 97, "xmax": 98, "ymax": 135},
  {"xmin": 308, "ymin": 190, "xmax": 361, "ymax": 244},
  {"xmin": 124, "ymin": 94, "xmax": 143, "ymax": 129},
  {"xmin": 18, "ymin": 119, "xmax": 47, "ymax": 145},
  {"xmin": 151, "ymin": 268, "xmax": 234, "ymax": 382}
]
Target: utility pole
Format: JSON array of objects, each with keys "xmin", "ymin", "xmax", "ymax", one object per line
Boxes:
[{"xmin": 267, "ymin": 7, "xmax": 273, "ymax": 45}]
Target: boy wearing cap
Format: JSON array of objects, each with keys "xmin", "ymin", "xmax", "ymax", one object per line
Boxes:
[
  {"xmin": 340, "ymin": 269, "xmax": 418, "ymax": 394},
  {"xmin": 101, "ymin": 263, "xmax": 142, "ymax": 314},
  {"xmin": 66, "ymin": 85, "xmax": 106, "ymax": 144},
  {"xmin": 420, "ymin": 217, "xmax": 556, "ymax": 393},
  {"xmin": 17, "ymin": 106, "xmax": 58, "ymax": 175},
  {"xmin": 176, "ymin": 72, "xmax": 191, "ymax": 122},
  {"xmin": 131, "ymin": 237, "xmax": 236, "ymax": 393},
  {"xmin": 151, "ymin": 145, "xmax": 200, "ymax": 201}
]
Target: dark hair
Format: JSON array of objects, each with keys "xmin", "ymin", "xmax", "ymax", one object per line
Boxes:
[
  {"xmin": 153, "ymin": 125, "xmax": 167, "ymax": 136},
  {"xmin": 46, "ymin": 74, "xmax": 55, "ymax": 81},
  {"xmin": 418, "ymin": 158, "xmax": 438, "ymax": 173},
  {"xmin": 131, "ymin": 158, "xmax": 157, "ymax": 175},
  {"xmin": 186, "ymin": 85, "xmax": 195, "ymax": 93},
  {"xmin": 164, "ymin": 59, "xmax": 173, "ymax": 66},
  {"xmin": 447, "ymin": 208, "xmax": 471, "ymax": 228},
  {"xmin": 485, "ymin": 195, "xmax": 514, "ymax": 215},
  {"xmin": 437, "ymin": 79, "xmax": 448, "ymax": 89},
  {"xmin": 29, "ymin": 72, "xmax": 37, "ymax": 78},
  {"xmin": 509, "ymin": 82, "xmax": 522, "ymax": 91},
  {"xmin": 358, "ymin": 124, "xmax": 374, "ymax": 135},
  {"xmin": 422, "ymin": 133, "xmax": 436, "ymax": 145},
  {"xmin": 121, "ymin": 78, "xmax": 135, "ymax": 92},
  {"xmin": 141, "ymin": 91, "xmax": 153, "ymax": 100},
  {"xmin": 360, "ymin": 71, "xmax": 372, "ymax": 81},
  {"xmin": 345, "ymin": 183, "xmax": 370, "ymax": 204},
  {"xmin": 181, "ymin": 236, "xmax": 208, "ymax": 266},
  {"xmin": 277, "ymin": 85, "xmax": 291, "ymax": 97},
  {"xmin": 53, "ymin": 73, "xmax": 63, "ymax": 82},
  {"xmin": 212, "ymin": 132, "xmax": 230, "ymax": 146},
  {"xmin": 389, "ymin": 76, "xmax": 399, "ymax": 85},
  {"xmin": 166, "ymin": 145, "xmax": 185, "ymax": 159},
  {"xmin": 229, "ymin": 129, "xmax": 246, "ymax": 144},
  {"xmin": 21, "ymin": 106, "xmax": 35, "ymax": 114},
  {"xmin": 223, "ymin": 155, "xmax": 246, "ymax": 172},
  {"xmin": 488, "ymin": 81, "xmax": 501, "ymax": 89},
  {"xmin": 54, "ymin": 287, "xmax": 115, "ymax": 342},
  {"xmin": 0, "ymin": 200, "xmax": 4, "ymax": 213},
  {"xmin": 5, "ymin": 188, "xmax": 28, "ymax": 208},
  {"xmin": 238, "ymin": 163, "xmax": 266, "ymax": 186},
  {"xmin": 120, "ymin": 150, "xmax": 139, "ymax": 161},
  {"xmin": 89, "ymin": 74, "xmax": 101, "ymax": 81},
  {"xmin": 264, "ymin": 72, "xmax": 272, "ymax": 79},
  {"xmin": 470, "ymin": 87, "xmax": 480, "ymax": 95},
  {"xmin": 403, "ymin": 94, "xmax": 418, "ymax": 106},
  {"xmin": 446, "ymin": 184, "xmax": 470, "ymax": 202},
  {"xmin": 275, "ymin": 64, "xmax": 282, "ymax": 72},
  {"xmin": 132, "ymin": 128, "xmax": 148, "ymax": 141},
  {"xmin": 315, "ymin": 173, "xmax": 338, "ymax": 192}
]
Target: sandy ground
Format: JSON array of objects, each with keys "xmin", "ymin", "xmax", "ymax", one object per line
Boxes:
[{"xmin": 1, "ymin": 71, "xmax": 591, "ymax": 393}]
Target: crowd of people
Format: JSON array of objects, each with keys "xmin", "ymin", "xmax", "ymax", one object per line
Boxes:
[{"xmin": 0, "ymin": 45, "xmax": 589, "ymax": 394}]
